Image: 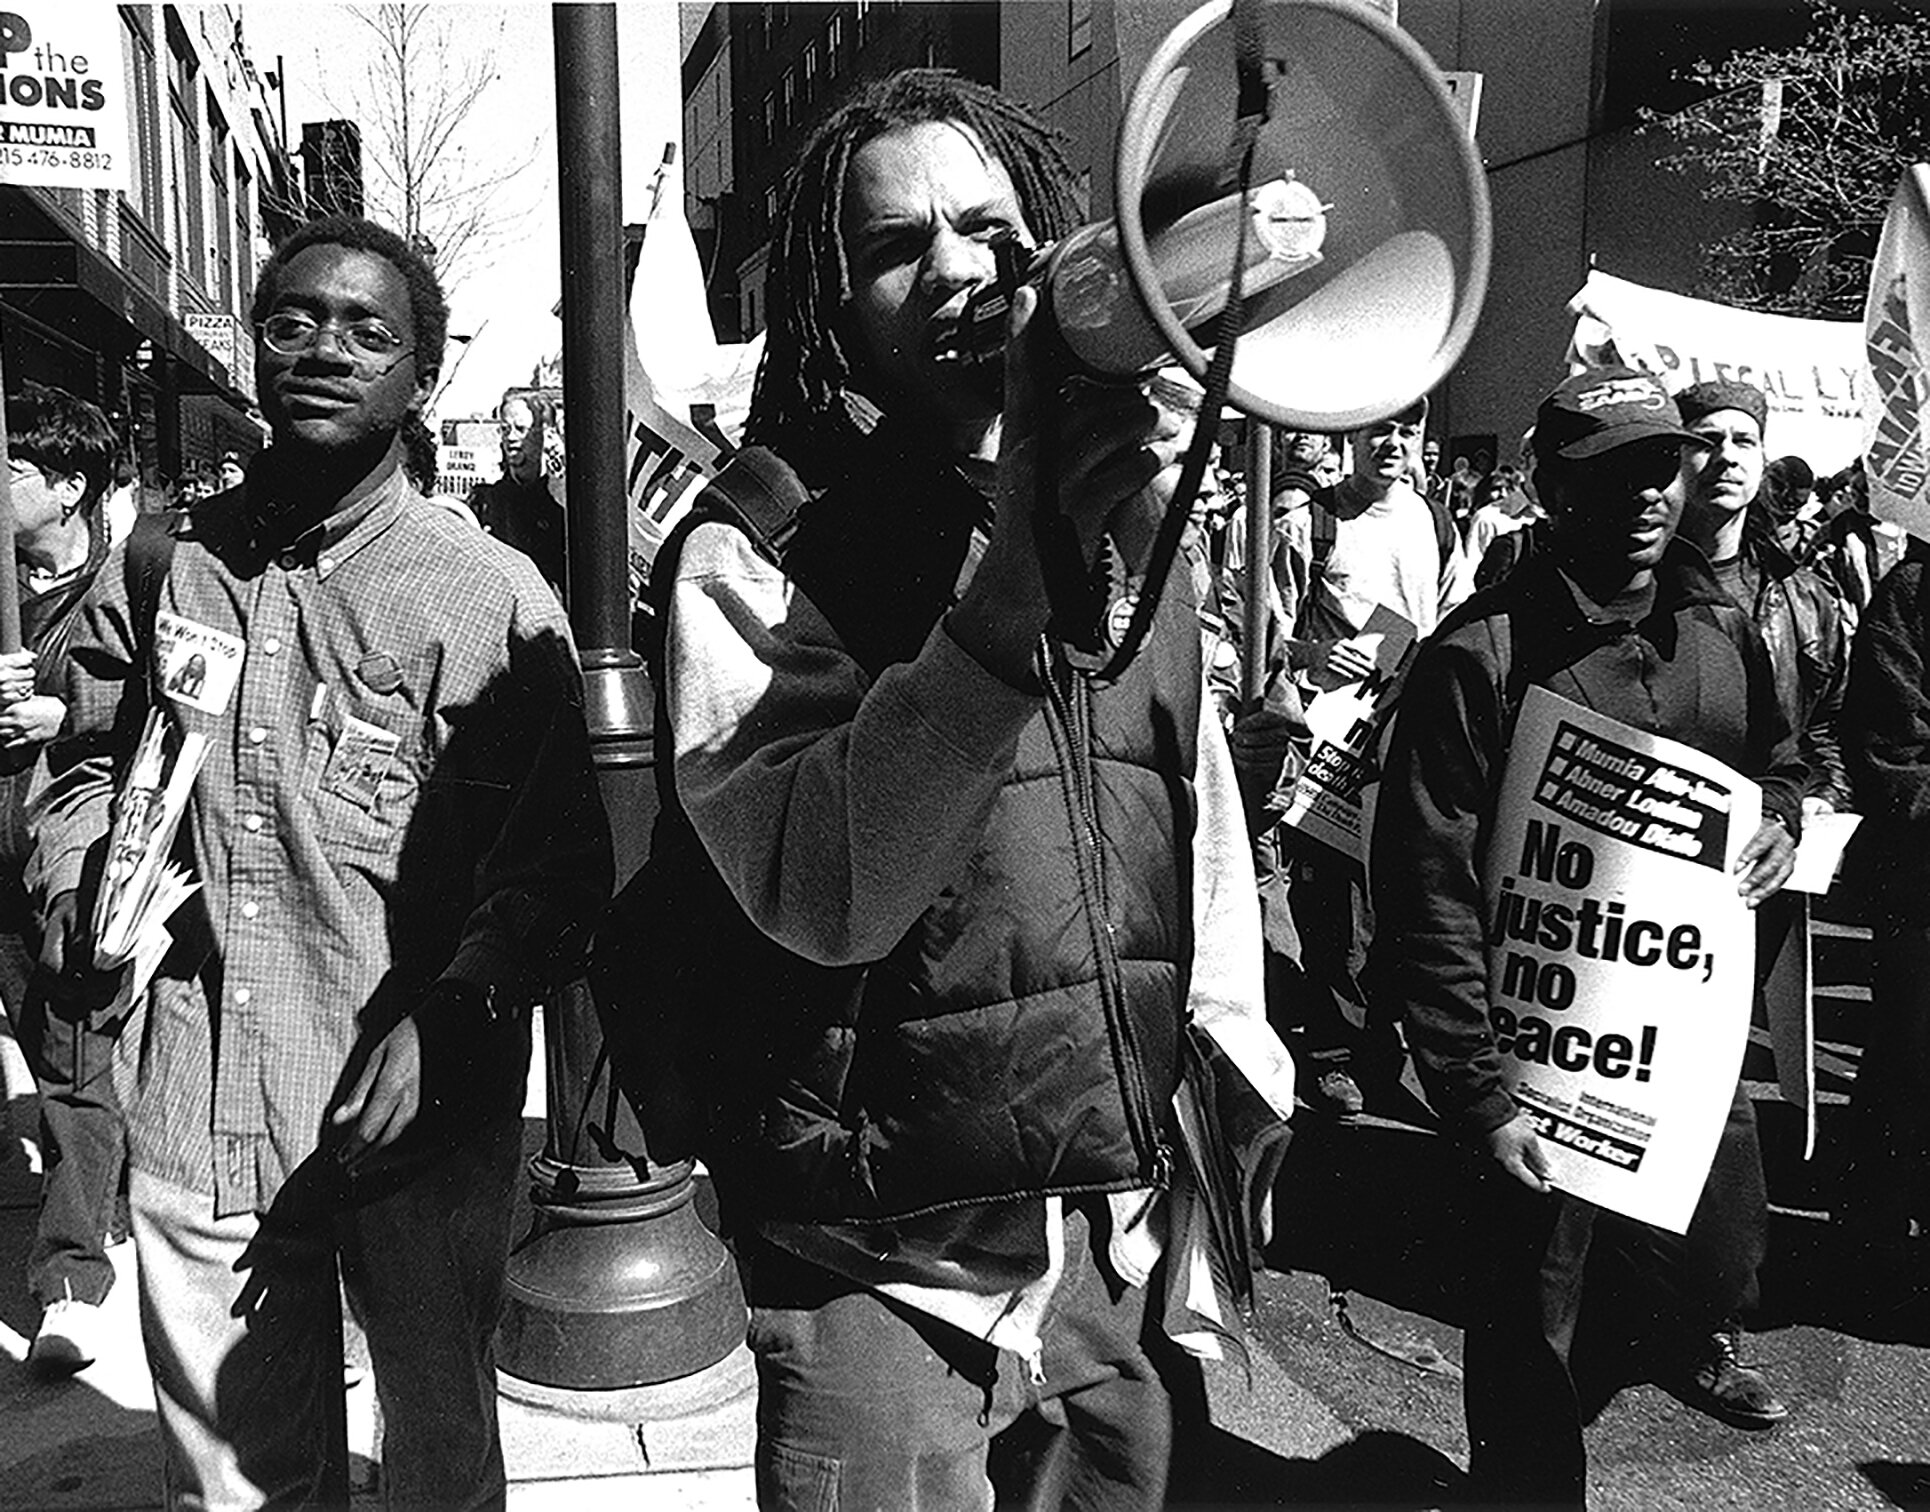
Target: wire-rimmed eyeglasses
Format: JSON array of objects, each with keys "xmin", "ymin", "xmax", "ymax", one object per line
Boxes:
[{"xmin": 257, "ymin": 311, "xmax": 414, "ymax": 369}]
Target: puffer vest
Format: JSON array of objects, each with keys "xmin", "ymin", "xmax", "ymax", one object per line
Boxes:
[{"xmin": 655, "ymin": 436, "xmax": 1201, "ymax": 1228}]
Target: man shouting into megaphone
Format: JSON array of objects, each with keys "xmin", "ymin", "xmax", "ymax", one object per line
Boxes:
[{"xmin": 632, "ymin": 68, "xmax": 1295, "ymax": 1509}]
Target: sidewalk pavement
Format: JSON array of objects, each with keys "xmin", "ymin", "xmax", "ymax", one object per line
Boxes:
[{"xmin": 0, "ymin": 1009, "xmax": 1349, "ymax": 1510}]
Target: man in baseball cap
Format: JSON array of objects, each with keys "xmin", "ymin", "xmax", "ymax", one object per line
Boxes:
[{"xmin": 1371, "ymin": 364, "xmax": 1804, "ymax": 1505}]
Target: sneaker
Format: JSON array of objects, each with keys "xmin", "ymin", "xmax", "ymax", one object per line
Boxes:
[
  {"xmin": 1660, "ymin": 1326, "xmax": 1788, "ymax": 1430},
  {"xmin": 28, "ymin": 1298, "xmax": 103, "ymax": 1378},
  {"xmin": 1307, "ymin": 1067, "xmax": 1365, "ymax": 1118}
]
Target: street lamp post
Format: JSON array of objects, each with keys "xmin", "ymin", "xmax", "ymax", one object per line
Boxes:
[{"xmin": 495, "ymin": 1, "xmax": 746, "ymax": 1409}]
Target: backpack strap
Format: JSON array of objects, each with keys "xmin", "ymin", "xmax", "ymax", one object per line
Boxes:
[
  {"xmin": 1309, "ymin": 488, "xmax": 1338, "ymax": 575},
  {"xmin": 123, "ymin": 510, "xmax": 178, "ymax": 648},
  {"xmin": 639, "ymin": 445, "xmax": 815, "ymax": 683},
  {"xmin": 1309, "ymin": 481, "xmax": 1458, "ymax": 578},
  {"xmin": 1423, "ymin": 484, "xmax": 1458, "ymax": 571}
]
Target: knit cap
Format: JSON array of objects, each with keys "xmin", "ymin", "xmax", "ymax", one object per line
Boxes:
[{"xmin": 1675, "ymin": 379, "xmax": 1768, "ymax": 435}]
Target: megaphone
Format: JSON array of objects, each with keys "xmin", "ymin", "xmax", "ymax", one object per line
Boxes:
[{"xmin": 938, "ymin": 0, "xmax": 1491, "ymax": 433}]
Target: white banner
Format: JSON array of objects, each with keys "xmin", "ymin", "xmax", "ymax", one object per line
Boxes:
[
  {"xmin": 628, "ymin": 198, "xmax": 762, "ymax": 455},
  {"xmin": 1863, "ymin": 165, "xmax": 1930, "ymax": 542},
  {"xmin": 620, "ymin": 195, "xmax": 766, "ymax": 604},
  {"xmin": 622, "ymin": 323, "xmax": 720, "ymax": 605},
  {"xmin": 0, "ymin": 5, "xmax": 129, "ymax": 191},
  {"xmin": 1483, "ymin": 688, "xmax": 1761, "ymax": 1234},
  {"xmin": 1568, "ymin": 270, "xmax": 1864, "ymax": 473}
]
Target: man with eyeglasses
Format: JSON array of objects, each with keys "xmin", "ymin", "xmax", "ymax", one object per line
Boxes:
[
  {"xmin": 32, "ymin": 216, "xmax": 611, "ymax": 1508},
  {"xmin": 1371, "ymin": 366, "xmax": 1804, "ymax": 1508}
]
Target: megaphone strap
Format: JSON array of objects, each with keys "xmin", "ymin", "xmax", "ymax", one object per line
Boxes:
[{"xmin": 1079, "ymin": 0, "xmax": 1271, "ymax": 685}]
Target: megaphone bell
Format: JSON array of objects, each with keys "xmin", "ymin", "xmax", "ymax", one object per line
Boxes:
[{"xmin": 937, "ymin": 0, "xmax": 1490, "ymax": 433}]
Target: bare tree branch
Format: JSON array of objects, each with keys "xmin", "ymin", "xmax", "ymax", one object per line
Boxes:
[{"xmin": 320, "ymin": 4, "xmax": 541, "ymax": 301}]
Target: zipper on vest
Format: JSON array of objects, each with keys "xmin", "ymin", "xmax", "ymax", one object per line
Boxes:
[{"xmin": 1042, "ymin": 660, "xmax": 1167, "ymax": 1186}]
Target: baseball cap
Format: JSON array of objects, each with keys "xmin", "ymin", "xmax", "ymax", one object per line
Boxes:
[{"xmin": 1532, "ymin": 366, "xmax": 1704, "ymax": 463}]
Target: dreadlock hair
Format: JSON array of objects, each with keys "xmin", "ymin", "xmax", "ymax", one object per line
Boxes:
[{"xmin": 747, "ymin": 69, "xmax": 1085, "ymax": 475}]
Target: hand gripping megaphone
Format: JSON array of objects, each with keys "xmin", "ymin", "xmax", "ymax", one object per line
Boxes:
[
  {"xmin": 942, "ymin": 0, "xmax": 1490, "ymax": 428},
  {"xmin": 942, "ymin": 0, "xmax": 1491, "ymax": 674}
]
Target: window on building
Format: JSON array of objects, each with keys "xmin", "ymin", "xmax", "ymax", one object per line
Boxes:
[
  {"xmin": 235, "ymin": 152, "xmax": 254, "ymax": 310},
  {"xmin": 120, "ymin": 10, "xmax": 163, "ymax": 229},
  {"xmin": 208, "ymin": 94, "xmax": 233, "ymax": 311},
  {"xmin": 764, "ymin": 183, "xmax": 778, "ymax": 229},
  {"xmin": 827, "ymin": 13, "xmax": 843, "ymax": 74},
  {"xmin": 781, "ymin": 69, "xmax": 795, "ymax": 129},
  {"xmin": 1069, "ymin": 0, "xmax": 1093, "ymax": 59},
  {"xmin": 856, "ymin": 0, "xmax": 873, "ymax": 46},
  {"xmin": 166, "ymin": 16, "xmax": 205, "ymax": 291},
  {"xmin": 802, "ymin": 40, "xmax": 818, "ymax": 104},
  {"xmin": 762, "ymin": 91, "xmax": 776, "ymax": 147}
]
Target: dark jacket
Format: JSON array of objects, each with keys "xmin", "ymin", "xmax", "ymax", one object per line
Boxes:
[
  {"xmin": 1720, "ymin": 531, "xmax": 1852, "ymax": 812},
  {"xmin": 1371, "ymin": 542, "xmax": 1807, "ymax": 1136},
  {"xmin": 655, "ymin": 434, "xmax": 1198, "ymax": 1263},
  {"xmin": 468, "ymin": 474, "xmax": 566, "ymax": 598},
  {"xmin": 1846, "ymin": 558, "xmax": 1930, "ymax": 924}
]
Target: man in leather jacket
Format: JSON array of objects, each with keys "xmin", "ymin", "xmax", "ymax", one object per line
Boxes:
[{"xmin": 1676, "ymin": 380, "xmax": 1851, "ymax": 817}]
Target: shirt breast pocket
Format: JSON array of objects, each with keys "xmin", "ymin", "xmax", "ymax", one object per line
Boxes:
[{"xmin": 306, "ymin": 689, "xmax": 423, "ymax": 857}]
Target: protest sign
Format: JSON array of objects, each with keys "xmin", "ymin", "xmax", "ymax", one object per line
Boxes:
[
  {"xmin": 1483, "ymin": 688, "xmax": 1762, "ymax": 1234},
  {"xmin": 1276, "ymin": 678, "xmax": 1383, "ymax": 866},
  {"xmin": 0, "ymin": 5, "xmax": 129, "ymax": 192},
  {"xmin": 1864, "ymin": 165, "xmax": 1930, "ymax": 543},
  {"xmin": 1568, "ymin": 270, "xmax": 1864, "ymax": 473},
  {"xmin": 1276, "ymin": 605, "xmax": 1418, "ymax": 866}
]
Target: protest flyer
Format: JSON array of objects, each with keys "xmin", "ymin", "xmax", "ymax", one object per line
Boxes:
[
  {"xmin": 1276, "ymin": 605, "xmax": 1418, "ymax": 866},
  {"xmin": 1482, "ymin": 687, "xmax": 1762, "ymax": 1234}
]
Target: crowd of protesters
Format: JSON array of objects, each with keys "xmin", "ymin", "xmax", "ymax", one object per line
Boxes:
[{"xmin": 1, "ymin": 63, "xmax": 1927, "ymax": 1512}]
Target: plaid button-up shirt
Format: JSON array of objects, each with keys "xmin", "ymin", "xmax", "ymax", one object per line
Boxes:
[{"xmin": 35, "ymin": 462, "xmax": 612, "ymax": 1216}]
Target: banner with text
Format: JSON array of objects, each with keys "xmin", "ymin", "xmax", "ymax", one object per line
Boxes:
[
  {"xmin": 1483, "ymin": 688, "xmax": 1761, "ymax": 1234},
  {"xmin": 1568, "ymin": 270, "xmax": 1863, "ymax": 474},
  {"xmin": 0, "ymin": 6, "xmax": 129, "ymax": 191},
  {"xmin": 622, "ymin": 323, "xmax": 721, "ymax": 607},
  {"xmin": 1863, "ymin": 165, "xmax": 1930, "ymax": 543}
]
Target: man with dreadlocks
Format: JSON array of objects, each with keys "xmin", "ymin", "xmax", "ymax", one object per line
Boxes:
[{"xmin": 648, "ymin": 70, "xmax": 1293, "ymax": 1507}]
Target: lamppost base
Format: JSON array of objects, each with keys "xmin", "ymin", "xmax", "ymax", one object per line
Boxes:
[
  {"xmin": 496, "ymin": 1153, "xmax": 747, "ymax": 1395},
  {"xmin": 497, "ymin": 1339, "xmax": 754, "ymax": 1423}
]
